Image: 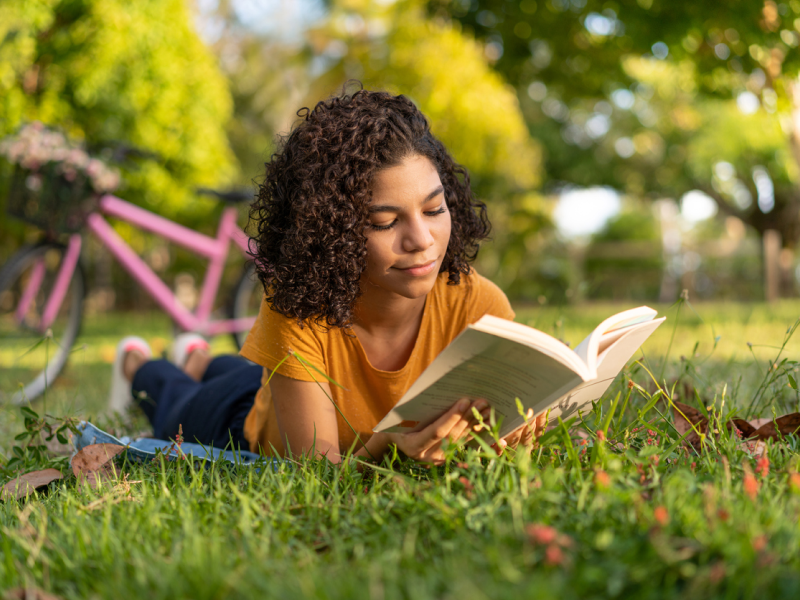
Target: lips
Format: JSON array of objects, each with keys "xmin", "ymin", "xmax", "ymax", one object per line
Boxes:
[{"xmin": 395, "ymin": 259, "xmax": 437, "ymax": 276}]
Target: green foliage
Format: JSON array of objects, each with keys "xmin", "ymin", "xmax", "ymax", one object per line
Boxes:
[
  {"xmin": 1, "ymin": 405, "xmax": 77, "ymax": 479},
  {"xmin": 686, "ymin": 101, "xmax": 797, "ymax": 187},
  {"xmin": 584, "ymin": 207, "xmax": 664, "ymax": 300},
  {"xmin": 0, "ymin": 0, "xmax": 237, "ymax": 234},
  {"xmin": 436, "ymin": 0, "xmax": 800, "ymax": 245},
  {"xmin": 309, "ymin": 0, "xmax": 542, "ymax": 194}
]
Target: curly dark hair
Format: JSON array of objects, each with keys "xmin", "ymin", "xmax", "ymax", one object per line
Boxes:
[{"xmin": 249, "ymin": 86, "xmax": 491, "ymax": 328}]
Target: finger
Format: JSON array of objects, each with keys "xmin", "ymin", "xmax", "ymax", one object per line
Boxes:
[
  {"xmin": 471, "ymin": 408, "xmax": 492, "ymax": 432},
  {"xmin": 447, "ymin": 402, "xmax": 483, "ymax": 443},
  {"xmin": 521, "ymin": 421, "xmax": 534, "ymax": 442},
  {"xmin": 490, "ymin": 439, "xmax": 507, "ymax": 456},
  {"xmin": 417, "ymin": 398, "xmax": 473, "ymax": 453},
  {"xmin": 534, "ymin": 412, "xmax": 548, "ymax": 438},
  {"xmin": 503, "ymin": 418, "xmax": 530, "ymax": 441},
  {"xmin": 466, "ymin": 400, "xmax": 489, "ymax": 424},
  {"xmin": 503, "ymin": 428, "xmax": 524, "ymax": 450},
  {"xmin": 520, "ymin": 426, "xmax": 534, "ymax": 447},
  {"xmin": 470, "ymin": 403, "xmax": 493, "ymax": 432}
]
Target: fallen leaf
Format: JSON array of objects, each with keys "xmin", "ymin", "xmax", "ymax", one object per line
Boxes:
[
  {"xmin": 1, "ymin": 469, "xmax": 63, "ymax": 501},
  {"xmin": 730, "ymin": 419, "xmax": 756, "ymax": 438},
  {"xmin": 749, "ymin": 418, "xmax": 774, "ymax": 430},
  {"xmin": 672, "ymin": 402, "xmax": 707, "ymax": 448},
  {"xmin": 5, "ymin": 588, "xmax": 64, "ymax": 600},
  {"xmin": 71, "ymin": 444, "xmax": 126, "ymax": 488},
  {"xmin": 751, "ymin": 413, "xmax": 800, "ymax": 441}
]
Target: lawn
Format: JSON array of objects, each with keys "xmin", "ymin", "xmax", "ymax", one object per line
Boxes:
[{"xmin": 2, "ymin": 300, "xmax": 800, "ymax": 599}]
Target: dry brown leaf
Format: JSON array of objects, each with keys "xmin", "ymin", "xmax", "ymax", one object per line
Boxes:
[
  {"xmin": 1, "ymin": 469, "xmax": 63, "ymax": 501},
  {"xmin": 751, "ymin": 413, "xmax": 800, "ymax": 440},
  {"xmin": 71, "ymin": 444, "xmax": 126, "ymax": 489},
  {"xmin": 4, "ymin": 587, "xmax": 63, "ymax": 600},
  {"xmin": 672, "ymin": 401, "xmax": 707, "ymax": 448},
  {"xmin": 749, "ymin": 418, "xmax": 773, "ymax": 430},
  {"xmin": 729, "ymin": 419, "xmax": 757, "ymax": 438}
]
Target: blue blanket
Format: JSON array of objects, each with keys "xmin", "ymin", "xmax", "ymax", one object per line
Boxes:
[{"xmin": 72, "ymin": 421, "xmax": 278, "ymax": 468}]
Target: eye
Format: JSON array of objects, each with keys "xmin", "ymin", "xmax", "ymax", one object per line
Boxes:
[
  {"xmin": 425, "ymin": 207, "xmax": 447, "ymax": 217},
  {"xmin": 369, "ymin": 219, "xmax": 397, "ymax": 231}
]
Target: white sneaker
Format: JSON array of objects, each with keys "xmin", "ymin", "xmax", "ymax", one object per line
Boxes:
[
  {"xmin": 170, "ymin": 333, "xmax": 209, "ymax": 369},
  {"xmin": 108, "ymin": 336, "xmax": 152, "ymax": 414}
]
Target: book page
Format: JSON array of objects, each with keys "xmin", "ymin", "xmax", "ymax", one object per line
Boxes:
[
  {"xmin": 374, "ymin": 328, "xmax": 584, "ymax": 438},
  {"xmin": 546, "ymin": 317, "xmax": 666, "ymax": 423},
  {"xmin": 470, "ymin": 315, "xmax": 588, "ymax": 376},
  {"xmin": 574, "ymin": 306, "xmax": 658, "ymax": 373}
]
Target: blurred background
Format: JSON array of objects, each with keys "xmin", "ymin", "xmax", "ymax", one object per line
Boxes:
[{"xmin": 2, "ymin": 0, "xmax": 800, "ymax": 309}]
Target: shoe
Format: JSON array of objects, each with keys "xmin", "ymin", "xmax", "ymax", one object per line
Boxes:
[
  {"xmin": 108, "ymin": 336, "xmax": 152, "ymax": 414},
  {"xmin": 170, "ymin": 333, "xmax": 209, "ymax": 369}
]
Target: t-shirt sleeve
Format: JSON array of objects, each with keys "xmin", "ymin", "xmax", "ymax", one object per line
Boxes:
[
  {"xmin": 239, "ymin": 299, "xmax": 324, "ymax": 382},
  {"xmin": 467, "ymin": 272, "xmax": 515, "ymax": 322}
]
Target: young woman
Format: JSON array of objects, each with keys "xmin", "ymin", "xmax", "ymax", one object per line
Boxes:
[{"xmin": 111, "ymin": 88, "xmax": 542, "ymax": 465}]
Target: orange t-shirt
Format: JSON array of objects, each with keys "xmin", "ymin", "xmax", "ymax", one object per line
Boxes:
[{"xmin": 239, "ymin": 270, "xmax": 515, "ymax": 456}]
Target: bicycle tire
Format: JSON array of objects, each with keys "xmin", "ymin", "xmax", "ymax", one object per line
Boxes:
[
  {"xmin": 229, "ymin": 261, "xmax": 261, "ymax": 349},
  {"xmin": 0, "ymin": 241, "xmax": 86, "ymax": 404}
]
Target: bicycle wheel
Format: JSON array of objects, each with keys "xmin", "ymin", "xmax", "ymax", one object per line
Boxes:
[
  {"xmin": 0, "ymin": 241, "xmax": 85, "ymax": 404},
  {"xmin": 229, "ymin": 261, "xmax": 263, "ymax": 349}
]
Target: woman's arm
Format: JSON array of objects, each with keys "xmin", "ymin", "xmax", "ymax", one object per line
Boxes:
[
  {"xmin": 268, "ymin": 370, "xmax": 342, "ymax": 460},
  {"xmin": 269, "ymin": 370, "xmax": 488, "ymax": 465}
]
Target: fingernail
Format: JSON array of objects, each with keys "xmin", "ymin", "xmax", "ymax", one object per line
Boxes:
[
  {"xmin": 457, "ymin": 399, "xmax": 469, "ymax": 411},
  {"xmin": 474, "ymin": 400, "xmax": 488, "ymax": 410}
]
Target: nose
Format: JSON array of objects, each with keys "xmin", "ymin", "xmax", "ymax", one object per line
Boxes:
[{"xmin": 401, "ymin": 214, "xmax": 435, "ymax": 253}]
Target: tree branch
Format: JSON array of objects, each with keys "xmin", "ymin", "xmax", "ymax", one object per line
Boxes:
[{"xmin": 697, "ymin": 186, "xmax": 747, "ymax": 221}]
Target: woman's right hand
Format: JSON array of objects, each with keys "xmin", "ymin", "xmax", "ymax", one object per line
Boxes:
[{"xmin": 384, "ymin": 398, "xmax": 489, "ymax": 465}]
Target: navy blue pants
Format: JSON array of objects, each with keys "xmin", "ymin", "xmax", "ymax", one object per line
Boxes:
[{"xmin": 131, "ymin": 355, "xmax": 261, "ymax": 451}]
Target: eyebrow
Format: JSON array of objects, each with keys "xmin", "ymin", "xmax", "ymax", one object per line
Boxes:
[{"xmin": 368, "ymin": 185, "xmax": 444, "ymax": 214}]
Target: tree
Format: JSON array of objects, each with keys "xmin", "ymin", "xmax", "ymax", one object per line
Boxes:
[
  {"xmin": 432, "ymin": 0, "xmax": 800, "ymax": 247},
  {"xmin": 0, "ymin": 0, "xmax": 237, "ymax": 254}
]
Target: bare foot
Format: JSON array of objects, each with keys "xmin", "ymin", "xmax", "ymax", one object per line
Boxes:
[
  {"xmin": 122, "ymin": 349, "xmax": 148, "ymax": 381},
  {"xmin": 184, "ymin": 346, "xmax": 212, "ymax": 381}
]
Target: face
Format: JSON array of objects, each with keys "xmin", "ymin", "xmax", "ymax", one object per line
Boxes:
[{"xmin": 361, "ymin": 154, "xmax": 452, "ymax": 301}]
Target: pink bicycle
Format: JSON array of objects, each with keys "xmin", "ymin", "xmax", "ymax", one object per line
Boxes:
[{"xmin": 0, "ymin": 168, "xmax": 261, "ymax": 405}]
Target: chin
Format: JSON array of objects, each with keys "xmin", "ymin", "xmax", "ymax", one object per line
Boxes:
[{"xmin": 392, "ymin": 273, "xmax": 440, "ymax": 299}]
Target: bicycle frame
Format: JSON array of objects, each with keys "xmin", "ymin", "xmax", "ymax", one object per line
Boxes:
[{"xmin": 17, "ymin": 194, "xmax": 257, "ymax": 337}]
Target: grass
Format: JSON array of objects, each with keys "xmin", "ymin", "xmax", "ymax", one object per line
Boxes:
[{"xmin": 3, "ymin": 300, "xmax": 800, "ymax": 599}]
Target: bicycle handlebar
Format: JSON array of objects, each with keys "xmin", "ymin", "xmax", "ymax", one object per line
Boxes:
[
  {"xmin": 195, "ymin": 188, "xmax": 254, "ymax": 204},
  {"xmin": 85, "ymin": 141, "xmax": 254, "ymax": 204},
  {"xmin": 86, "ymin": 141, "xmax": 162, "ymax": 164}
]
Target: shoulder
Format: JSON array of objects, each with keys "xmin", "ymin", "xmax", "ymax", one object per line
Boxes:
[
  {"xmin": 432, "ymin": 269, "xmax": 515, "ymax": 323},
  {"xmin": 240, "ymin": 297, "xmax": 332, "ymax": 381}
]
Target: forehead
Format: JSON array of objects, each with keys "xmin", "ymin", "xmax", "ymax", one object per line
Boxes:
[{"xmin": 370, "ymin": 155, "xmax": 441, "ymax": 203}]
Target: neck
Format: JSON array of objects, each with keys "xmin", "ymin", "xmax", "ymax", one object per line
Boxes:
[{"xmin": 352, "ymin": 287, "xmax": 427, "ymax": 334}]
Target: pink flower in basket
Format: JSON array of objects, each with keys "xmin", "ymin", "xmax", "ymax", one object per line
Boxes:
[{"xmin": 1, "ymin": 122, "xmax": 121, "ymax": 194}]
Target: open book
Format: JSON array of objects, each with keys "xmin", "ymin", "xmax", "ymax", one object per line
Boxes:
[{"xmin": 374, "ymin": 306, "xmax": 665, "ymax": 440}]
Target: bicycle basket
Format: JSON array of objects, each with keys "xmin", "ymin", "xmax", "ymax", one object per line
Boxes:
[{"xmin": 6, "ymin": 164, "xmax": 97, "ymax": 233}]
